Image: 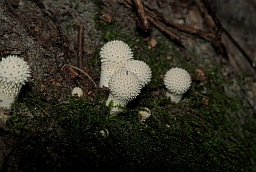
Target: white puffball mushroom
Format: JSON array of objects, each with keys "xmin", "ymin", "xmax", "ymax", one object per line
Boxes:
[
  {"xmin": 164, "ymin": 67, "xmax": 192, "ymax": 103},
  {"xmin": 71, "ymin": 87, "xmax": 83, "ymax": 97},
  {"xmin": 0, "ymin": 55, "xmax": 31, "ymax": 109},
  {"xmin": 0, "ymin": 55, "xmax": 31, "ymax": 85},
  {"xmin": 139, "ymin": 107, "xmax": 151, "ymax": 121},
  {"xmin": 124, "ymin": 60, "xmax": 152, "ymax": 87},
  {"xmin": 99, "ymin": 40, "xmax": 133, "ymax": 63},
  {"xmin": 99, "ymin": 61, "xmax": 124, "ymax": 88},
  {"xmin": 106, "ymin": 69, "xmax": 142, "ymax": 115}
]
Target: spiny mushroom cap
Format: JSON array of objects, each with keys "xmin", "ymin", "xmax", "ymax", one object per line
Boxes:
[
  {"xmin": 99, "ymin": 61, "xmax": 125, "ymax": 88},
  {"xmin": 100, "ymin": 40, "xmax": 133, "ymax": 63},
  {"xmin": 124, "ymin": 60, "xmax": 152, "ymax": 87},
  {"xmin": 108, "ymin": 69, "xmax": 142, "ymax": 103},
  {"xmin": 0, "ymin": 55, "xmax": 31, "ymax": 85},
  {"xmin": 164, "ymin": 67, "xmax": 192, "ymax": 95}
]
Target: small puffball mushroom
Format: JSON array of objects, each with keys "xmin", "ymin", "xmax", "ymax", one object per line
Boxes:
[
  {"xmin": 99, "ymin": 61, "xmax": 124, "ymax": 88},
  {"xmin": 124, "ymin": 60, "xmax": 152, "ymax": 87},
  {"xmin": 164, "ymin": 67, "xmax": 192, "ymax": 103},
  {"xmin": 71, "ymin": 87, "xmax": 84, "ymax": 97},
  {"xmin": 139, "ymin": 107, "xmax": 151, "ymax": 121},
  {"xmin": 100, "ymin": 40, "xmax": 133, "ymax": 63},
  {"xmin": 106, "ymin": 69, "xmax": 142, "ymax": 115},
  {"xmin": 0, "ymin": 55, "xmax": 31, "ymax": 109}
]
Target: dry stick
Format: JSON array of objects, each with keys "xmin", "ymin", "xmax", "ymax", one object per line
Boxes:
[
  {"xmin": 62, "ymin": 64, "xmax": 97, "ymax": 88},
  {"xmin": 202, "ymin": 0, "xmax": 256, "ymax": 72},
  {"xmin": 143, "ymin": 4, "xmax": 216, "ymax": 41},
  {"xmin": 78, "ymin": 24, "xmax": 84, "ymax": 69},
  {"xmin": 132, "ymin": 0, "xmax": 150, "ymax": 31},
  {"xmin": 147, "ymin": 15, "xmax": 184, "ymax": 46},
  {"xmin": 123, "ymin": 0, "xmax": 183, "ymax": 46}
]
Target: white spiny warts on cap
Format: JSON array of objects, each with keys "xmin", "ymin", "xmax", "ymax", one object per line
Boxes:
[
  {"xmin": 0, "ymin": 55, "xmax": 31, "ymax": 85},
  {"xmin": 100, "ymin": 40, "xmax": 133, "ymax": 63},
  {"xmin": 106, "ymin": 69, "xmax": 142, "ymax": 115},
  {"xmin": 99, "ymin": 61, "xmax": 124, "ymax": 88},
  {"xmin": 124, "ymin": 60, "xmax": 152, "ymax": 87},
  {"xmin": 0, "ymin": 55, "xmax": 31, "ymax": 109},
  {"xmin": 164, "ymin": 67, "xmax": 192, "ymax": 103}
]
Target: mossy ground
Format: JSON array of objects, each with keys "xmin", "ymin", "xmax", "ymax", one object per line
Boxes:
[{"xmin": 3, "ymin": 2, "xmax": 256, "ymax": 172}]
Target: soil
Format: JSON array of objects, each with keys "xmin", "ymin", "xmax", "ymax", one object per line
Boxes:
[{"xmin": 0, "ymin": 0, "xmax": 255, "ymax": 171}]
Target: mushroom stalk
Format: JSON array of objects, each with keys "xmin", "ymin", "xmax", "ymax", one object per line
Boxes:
[
  {"xmin": 165, "ymin": 90, "xmax": 183, "ymax": 103},
  {"xmin": 106, "ymin": 93, "xmax": 127, "ymax": 115}
]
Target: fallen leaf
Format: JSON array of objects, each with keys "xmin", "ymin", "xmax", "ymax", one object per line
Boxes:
[{"xmin": 148, "ymin": 38, "xmax": 158, "ymax": 49}]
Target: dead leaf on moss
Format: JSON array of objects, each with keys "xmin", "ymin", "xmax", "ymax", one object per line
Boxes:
[
  {"xmin": 194, "ymin": 68, "xmax": 207, "ymax": 82},
  {"xmin": 148, "ymin": 37, "xmax": 158, "ymax": 49},
  {"xmin": 202, "ymin": 97, "xmax": 209, "ymax": 106},
  {"xmin": 102, "ymin": 13, "xmax": 112, "ymax": 23}
]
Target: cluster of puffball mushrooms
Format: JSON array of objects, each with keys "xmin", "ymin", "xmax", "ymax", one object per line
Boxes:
[
  {"xmin": 97, "ymin": 40, "xmax": 192, "ymax": 116},
  {"xmin": 0, "ymin": 40, "xmax": 192, "ymax": 120}
]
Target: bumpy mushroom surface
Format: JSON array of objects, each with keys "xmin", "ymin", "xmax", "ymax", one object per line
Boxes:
[
  {"xmin": 0, "ymin": 55, "xmax": 31, "ymax": 109},
  {"xmin": 124, "ymin": 60, "xmax": 152, "ymax": 87},
  {"xmin": 0, "ymin": 55, "xmax": 31, "ymax": 85},
  {"xmin": 106, "ymin": 69, "xmax": 142, "ymax": 115},
  {"xmin": 100, "ymin": 40, "xmax": 133, "ymax": 63},
  {"xmin": 0, "ymin": 82, "xmax": 21, "ymax": 109},
  {"xmin": 164, "ymin": 67, "xmax": 191, "ymax": 103},
  {"xmin": 99, "ymin": 61, "xmax": 124, "ymax": 88}
]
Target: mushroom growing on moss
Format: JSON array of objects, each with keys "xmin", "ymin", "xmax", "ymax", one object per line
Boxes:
[
  {"xmin": 106, "ymin": 69, "xmax": 142, "ymax": 115},
  {"xmin": 99, "ymin": 40, "xmax": 133, "ymax": 88},
  {"xmin": 0, "ymin": 55, "xmax": 31, "ymax": 109},
  {"xmin": 164, "ymin": 67, "xmax": 191, "ymax": 103},
  {"xmin": 124, "ymin": 60, "xmax": 152, "ymax": 87},
  {"xmin": 71, "ymin": 87, "xmax": 83, "ymax": 97}
]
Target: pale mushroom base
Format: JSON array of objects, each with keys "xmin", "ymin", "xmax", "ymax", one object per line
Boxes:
[
  {"xmin": 0, "ymin": 83, "xmax": 22, "ymax": 109},
  {"xmin": 106, "ymin": 93, "xmax": 127, "ymax": 115},
  {"xmin": 165, "ymin": 91, "xmax": 183, "ymax": 103}
]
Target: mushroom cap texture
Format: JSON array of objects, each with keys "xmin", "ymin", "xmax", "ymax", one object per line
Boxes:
[
  {"xmin": 71, "ymin": 87, "xmax": 83, "ymax": 97},
  {"xmin": 124, "ymin": 60, "xmax": 152, "ymax": 87},
  {"xmin": 0, "ymin": 82, "xmax": 21, "ymax": 109},
  {"xmin": 164, "ymin": 67, "xmax": 191, "ymax": 95},
  {"xmin": 100, "ymin": 40, "xmax": 133, "ymax": 63},
  {"xmin": 108, "ymin": 69, "xmax": 142, "ymax": 103},
  {"xmin": 99, "ymin": 61, "xmax": 125, "ymax": 88},
  {"xmin": 0, "ymin": 55, "xmax": 31, "ymax": 85}
]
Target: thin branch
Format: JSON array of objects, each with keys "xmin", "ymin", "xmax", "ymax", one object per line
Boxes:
[
  {"xmin": 78, "ymin": 24, "xmax": 84, "ymax": 69},
  {"xmin": 202, "ymin": 0, "xmax": 256, "ymax": 72},
  {"xmin": 147, "ymin": 15, "xmax": 184, "ymax": 46},
  {"xmin": 132, "ymin": 0, "xmax": 150, "ymax": 32},
  {"xmin": 61, "ymin": 64, "xmax": 97, "ymax": 88}
]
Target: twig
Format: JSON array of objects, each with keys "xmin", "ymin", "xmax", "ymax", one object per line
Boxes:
[
  {"xmin": 61, "ymin": 64, "xmax": 97, "ymax": 88},
  {"xmin": 132, "ymin": 0, "xmax": 150, "ymax": 32},
  {"xmin": 147, "ymin": 15, "xmax": 184, "ymax": 46},
  {"xmin": 202, "ymin": 0, "xmax": 256, "ymax": 72},
  {"xmin": 122, "ymin": 0, "xmax": 182, "ymax": 46},
  {"xmin": 78, "ymin": 24, "xmax": 84, "ymax": 69},
  {"xmin": 146, "ymin": 7, "xmax": 215, "ymax": 41}
]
